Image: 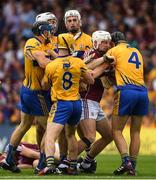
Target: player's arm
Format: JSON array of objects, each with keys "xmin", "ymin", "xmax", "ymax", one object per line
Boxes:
[
  {"xmin": 25, "ymin": 40, "xmax": 51, "ymax": 68},
  {"xmin": 41, "ymin": 74, "xmax": 51, "ymax": 90},
  {"xmin": 20, "ymin": 145, "xmax": 40, "ymax": 159},
  {"xmin": 46, "ymin": 49, "xmax": 58, "ymax": 59},
  {"xmin": 86, "ymin": 55, "xmax": 115, "ymax": 70},
  {"xmin": 41, "ymin": 64, "xmax": 52, "ymax": 90},
  {"xmin": 93, "ymin": 63, "xmax": 110, "ymax": 78},
  {"xmin": 80, "ymin": 60, "xmax": 95, "ymax": 84},
  {"xmin": 81, "ymin": 70, "xmax": 94, "ymax": 85},
  {"xmin": 32, "ymin": 51, "xmax": 51, "ymax": 68}
]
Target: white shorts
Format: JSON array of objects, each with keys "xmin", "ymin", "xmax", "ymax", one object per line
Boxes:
[{"xmin": 81, "ymin": 99, "xmax": 107, "ymax": 121}]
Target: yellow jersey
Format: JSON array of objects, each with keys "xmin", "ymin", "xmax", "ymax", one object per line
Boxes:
[
  {"xmin": 23, "ymin": 37, "xmax": 53, "ymax": 90},
  {"xmin": 48, "ymin": 36, "xmax": 58, "ymax": 52},
  {"xmin": 43, "ymin": 55, "xmax": 88, "ymax": 101},
  {"xmin": 106, "ymin": 43, "xmax": 145, "ymax": 87},
  {"xmin": 74, "ymin": 32, "xmax": 92, "ymax": 51}
]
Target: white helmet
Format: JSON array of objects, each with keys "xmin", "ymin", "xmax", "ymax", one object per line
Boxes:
[
  {"xmin": 64, "ymin": 10, "xmax": 81, "ymax": 25},
  {"xmin": 92, "ymin": 31, "xmax": 111, "ymax": 49},
  {"xmin": 36, "ymin": 12, "xmax": 57, "ymax": 22},
  {"xmin": 36, "ymin": 12, "xmax": 58, "ymax": 33}
]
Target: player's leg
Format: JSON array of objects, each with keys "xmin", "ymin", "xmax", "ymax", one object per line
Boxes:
[
  {"xmin": 58, "ymin": 127, "xmax": 68, "ymax": 160},
  {"xmin": 1, "ymin": 112, "xmax": 34, "ymax": 172},
  {"xmin": 63, "ymin": 124, "xmax": 78, "ymax": 175},
  {"xmin": 45, "ymin": 122, "xmax": 64, "ymax": 167},
  {"xmin": 10, "ymin": 112, "xmax": 34, "ymax": 147},
  {"xmin": 64, "ymin": 100, "xmax": 82, "ymax": 175},
  {"xmin": 113, "ymin": 89, "xmax": 136, "ymax": 175},
  {"xmin": 39, "ymin": 101, "xmax": 71, "ymax": 175},
  {"xmin": 79, "ymin": 114, "xmax": 112, "ymax": 173},
  {"xmin": 36, "ymin": 116, "xmax": 47, "ymax": 150},
  {"xmin": 78, "ymin": 119, "xmax": 96, "ymax": 154},
  {"xmin": 112, "ymin": 115, "xmax": 129, "ymax": 155},
  {"xmin": 129, "ymin": 89, "xmax": 148, "ymax": 171},
  {"xmin": 112, "ymin": 115, "xmax": 135, "ymax": 175},
  {"xmin": 89, "ymin": 116, "xmax": 112, "ymax": 158},
  {"xmin": 8, "ymin": 112, "xmax": 34, "ymax": 162},
  {"xmin": 129, "ymin": 116, "xmax": 143, "ymax": 171},
  {"xmin": 38, "ymin": 121, "xmax": 64, "ymax": 175},
  {"xmin": 35, "ymin": 116, "xmax": 47, "ymax": 173},
  {"xmin": 34, "ymin": 90, "xmax": 51, "ymax": 174},
  {"xmin": 77, "ymin": 100, "xmax": 97, "ymax": 155}
]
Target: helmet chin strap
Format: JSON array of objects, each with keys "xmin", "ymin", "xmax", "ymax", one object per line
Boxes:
[{"xmin": 41, "ymin": 31, "xmax": 51, "ymax": 44}]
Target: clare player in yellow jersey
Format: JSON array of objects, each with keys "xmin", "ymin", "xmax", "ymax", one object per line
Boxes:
[
  {"xmin": 91, "ymin": 31, "xmax": 149, "ymax": 176},
  {"xmin": 1, "ymin": 21, "xmax": 54, "ymax": 173},
  {"xmin": 58, "ymin": 9, "xmax": 92, "ymax": 165},
  {"xmin": 64, "ymin": 10, "xmax": 92, "ymax": 59},
  {"xmin": 34, "ymin": 12, "xmax": 59, "ymax": 174},
  {"xmin": 35, "ymin": 12, "xmax": 58, "ymax": 59},
  {"xmin": 40, "ymin": 33, "xmax": 94, "ymax": 175}
]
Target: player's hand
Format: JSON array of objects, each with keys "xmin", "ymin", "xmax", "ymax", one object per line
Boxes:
[
  {"xmin": 19, "ymin": 145, "xmax": 29, "ymax": 156},
  {"xmin": 84, "ymin": 53, "xmax": 95, "ymax": 64},
  {"xmin": 103, "ymin": 54, "xmax": 115, "ymax": 63},
  {"xmin": 79, "ymin": 82, "xmax": 87, "ymax": 92},
  {"xmin": 46, "ymin": 50, "xmax": 57, "ymax": 58}
]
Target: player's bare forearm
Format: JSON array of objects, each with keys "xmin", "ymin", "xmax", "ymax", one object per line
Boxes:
[
  {"xmin": 87, "ymin": 55, "xmax": 115, "ymax": 70},
  {"xmin": 47, "ymin": 50, "xmax": 58, "ymax": 59},
  {"xmin": 79, "ymin": 80, "xmax": 88, "ymax": 92},
  {"xmin": 93, "ymin": 63, "xmax": 109, "ymax": 78},
  {"xmin": 82, "ymin": 70, "xmax": 95, "ymax": 85},
  {"xmin": 33, "ymin": 51, "xmax": 51, "ymax": 68},
  {"xmin": 20, "ymin": 145, "xmax": 39, "ymax": 159},
  {"xmin": 87, "ymin": 57, "xmax": 104, "ymax": 70}
]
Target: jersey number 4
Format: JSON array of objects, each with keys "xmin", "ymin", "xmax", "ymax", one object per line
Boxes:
[
  {"xmin": 62, "ymin": 72, "xmax": 72, "ymax": 90},
  {"xmin": 128, "ymin": 52, "xmax": 141, "ymax": 69}
]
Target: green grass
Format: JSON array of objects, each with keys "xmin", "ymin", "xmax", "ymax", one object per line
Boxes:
[{"xmin": 0, "ymin": 155, "xmax": 156, "ymax": 179}]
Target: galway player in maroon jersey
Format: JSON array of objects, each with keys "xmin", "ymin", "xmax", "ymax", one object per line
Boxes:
[
  {"xmin": 78, "ymin": 31, "xmax": 113, "ymax": 173},
  {"xmin": 0, "ymin": 142, "xmax": 60, "ymax": 169},
  {"xmin": 0, "ymin": 142, "xmax": 39, "ymax": 169}
]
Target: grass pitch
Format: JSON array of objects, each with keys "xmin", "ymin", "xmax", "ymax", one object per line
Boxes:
[{"xmin": 0, "ymin": 154, "xmax": 156, "ymax": 179}]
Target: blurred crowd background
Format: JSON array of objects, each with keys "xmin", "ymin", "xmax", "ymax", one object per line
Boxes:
[{"xmin": 0, "ymin": 0, "xmax": 156, "ymax": 127}]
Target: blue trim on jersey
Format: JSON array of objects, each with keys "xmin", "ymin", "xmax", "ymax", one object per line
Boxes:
[
  {"xmin": 52, "ymin": 100, "xmax": 82, "ymax": 126},
  {"xmin": 20, "ymin": 86, "xmax": 51, "ymax": 116},
  {"xmin": 57, "ymin": 55, "xmax": 69, "ymax": 58},
  {"xmin": 54, "ymin": 48, "xmax": 58, "ymax": 53},
  {"xmin": 73, "ymin": 51, "xmax": 85, "ymax": 59},
  {"xmin": 117, "ymin": 84, "xmax": 147, "ymax": 91}
]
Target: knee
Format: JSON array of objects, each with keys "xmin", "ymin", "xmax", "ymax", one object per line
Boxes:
[
  {"xmin": 112, "ymin": 129, "xmax": 122, "ymax": 139},
  {"xmin": 82, "ymin": 132, "xmax": 96, "ymax": 144}
]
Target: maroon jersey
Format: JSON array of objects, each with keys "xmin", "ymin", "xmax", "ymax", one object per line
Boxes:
[
  {"xmin": 80, "ymin": 49, "xmax": 104, "ymax": 102},
  {"xmin": 16, "ymin": 142, "xmax": 39, "ymax": 165}
]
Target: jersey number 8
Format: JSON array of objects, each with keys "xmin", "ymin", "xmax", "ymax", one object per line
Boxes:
[{"xmin": 62, "ymin": 72, "xmax": 73, "ymax": 90}]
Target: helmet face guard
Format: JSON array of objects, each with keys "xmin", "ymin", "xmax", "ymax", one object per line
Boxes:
[{"xmin": 32, "ymin": 21, "xmax": 54, "ymax": 37}]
